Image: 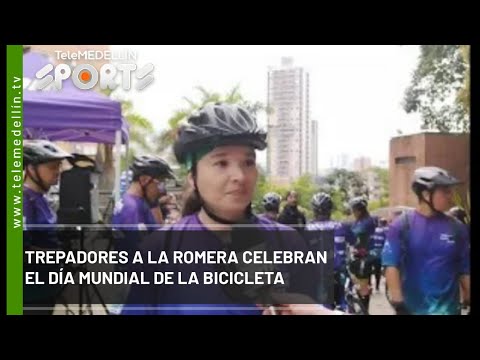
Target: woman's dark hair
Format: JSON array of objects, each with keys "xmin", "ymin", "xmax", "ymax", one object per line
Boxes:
[
  {"xmin": 181, "ymin": 177, "xmax": 202, "ymax": 217},
  {"xmin": 285, "ymin": 190, "xmax": 298, "ymax": 200}
]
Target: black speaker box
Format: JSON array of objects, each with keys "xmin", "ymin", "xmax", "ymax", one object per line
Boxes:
[{"xmin": 57, "ymin": 167, "xmax": 94, "ymax": 224}]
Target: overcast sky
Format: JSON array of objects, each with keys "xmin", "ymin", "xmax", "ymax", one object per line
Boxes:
[{"xmin": 110, "ymin": 45, "xmax": 422, "ymax": 170}]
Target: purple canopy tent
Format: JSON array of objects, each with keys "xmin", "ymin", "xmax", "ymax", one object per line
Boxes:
[{"xmin": 23, "ymin": 51, "xmax": 129, "ymax": 202}]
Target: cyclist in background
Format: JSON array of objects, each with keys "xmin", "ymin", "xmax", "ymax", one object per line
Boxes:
[
  {"xmin": 112, "ymin": 155, "xmax": 176, "ymax": 230},
  {"xmin": 258, "ymin": 192, "xmax": 281, "ymax": 222},
  {"xmin": 23, "ymin": 140, "xmax": 73, "ymax": 315},
  {"xmin": 346, "ymin": 196, "xmax": 376, "ymax": 312},
  {"xmin": 305, "ymin": 192, "xmax": 352, "ymax": 311},
  {"xmin": 278, "ymin": 190, "xmax": 307, "ymax": 234},
  {"xmin": 382, "ymin": 167, "xmax": 470, "ymax": 315},
  {"xmin": 370, "ymin": 217, "xmax": 387, "ymax": 292}
]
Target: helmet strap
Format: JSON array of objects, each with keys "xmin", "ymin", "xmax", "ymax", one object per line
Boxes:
[
  {"xmin": 422, "ymin": 189, "xmax": 441, "ymax": 214},
  {"xmin": 25, "ymin": 165, "xmax": 50, "ymax": 193}
]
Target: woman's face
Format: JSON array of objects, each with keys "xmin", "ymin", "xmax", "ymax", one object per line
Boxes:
[
  {"xmin": 191, "ymin": 145, "xmax": 258, "ymax": 220},
  {"xmin": 287, "ymin": 192, "xmax": 298, "ymax": 206}
]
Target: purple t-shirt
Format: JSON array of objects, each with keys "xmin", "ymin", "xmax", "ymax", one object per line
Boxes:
[
  {"xmin": 257, "ymin": 213, "xmax": 278, "ymax": 222},
  {"xmin": 349, "ymin": 216, "xmax": 376, "ymax": 249},
  {"xmin": 382, "ymin": 210, "xmax": 470, "ymax": 315},
  {"xmin": 306, "ymin": 220, "xmax": 349, "ymax": 272},
  {"xmin": 23, "ymin": 186, "xmax": 58, "ymax": 248},
  {"xmin": 23, "ymin": 186, "xmax": 62, "ymax": 301},
  {"xmin": 121, "ymin": 213, "xmax": 317, "ymax": 315},
  {"xmin": 112, "ymin": 193, "xmax": 157, "ymax": 230},
  {"xmin": 369, "ymin": 226, "xmax": 387, "ymax": 258}
]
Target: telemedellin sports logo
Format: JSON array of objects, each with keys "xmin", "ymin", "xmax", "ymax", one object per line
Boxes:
[{"xmin": 33, "ymin": 50, "xmax": 154, "ymax": 91}]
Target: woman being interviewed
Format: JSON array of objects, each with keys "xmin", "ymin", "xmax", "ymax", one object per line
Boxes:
[{"xmin": 121, "ymin": 103, "xmax": 330, "ymax": 315}]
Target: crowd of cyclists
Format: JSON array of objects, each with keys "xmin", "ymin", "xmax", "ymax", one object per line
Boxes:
[{"xmin": 23, "ymin": 102, "xmax": 470, "ymax": 315}]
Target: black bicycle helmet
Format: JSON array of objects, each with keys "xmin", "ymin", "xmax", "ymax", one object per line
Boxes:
[
  {"xmin": 349, "ymin": 196, "xmax": 368, "ymax": 211},
  {"xmin": 173, "ymin": 103, "xmax": 267, "ymax": 225},
  {"xmin": 311, "ymin": 192, "xmax": 333, "ymax": 213},
  {"xmin": 262, "ymin": 192, "xmax": 281, "ymax": 211},
  {"xmin": 130, "ymin": 155, "xmax": 176, "ymax": 180},
  {"xmin": 24, "ymin": 140, "xmax": 73, "ymax": 166},
  {"xmin": 173, "ymin": 102, "xmax": 267, "ymax": 165}
]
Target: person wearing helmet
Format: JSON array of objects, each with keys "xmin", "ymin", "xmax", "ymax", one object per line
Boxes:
[
  {"xmin": 112, "ymin": 155, "xmax": 176, "ymax": 230},
  {"xmin": 278, "ymin": 190, "xmax": 307, "ymax": 234},
  {"xmin": 345, "ymin": 195, "xmax": 376, "ymax": 311},
  {"xmin": 119, "ymin": 169, "xmax": 133, "ymax": 198},
  {"xmin": 121, "ymin": 103, "xmax": 326, "ymax": 315},
  {"xmin": 109, "ymin": 155, "xmax": 176, "ymax": 313},
  {"xmin": 348, "ymin": 196, "xmax": 376, "ymax": 250},
  {"xmin": 23, "ymin": 140, "xmax": 73, "ymax": 315},
  {"xmin": 369, "ymin": 217, "xmax": 388, "ymax": 293},
  {"xmin": 305, "ymin": 192, "xmax": 353, "ymax": 311},
  {"xmin": 23, "ymin": 140, "xmax": 73, "ymax": 230},
  {"xmin": 382, "ymin": 167, "xmax": 470, "ymax": 315},
  {"xmin": 259, "ymin": 192, "xmax": 281, "ymax": 221}
]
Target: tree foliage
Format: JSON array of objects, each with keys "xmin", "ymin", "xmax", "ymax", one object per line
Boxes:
[{"xmin": 403, "ymin": 45, "xmax": 469, "ymax": 132}]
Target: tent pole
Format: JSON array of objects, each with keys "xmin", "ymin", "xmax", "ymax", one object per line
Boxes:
[
  {"xmin": 125, "ymin": 140, "xmax": 130, "ymax": 187},
  {"xmin": 114, "ymin": 130, "xmax": 121, "ymax": 204}
]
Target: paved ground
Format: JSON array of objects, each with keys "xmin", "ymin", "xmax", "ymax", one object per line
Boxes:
[{"xmin": 367, "ymin": 277, "xmax": 395, "ymax": 315}]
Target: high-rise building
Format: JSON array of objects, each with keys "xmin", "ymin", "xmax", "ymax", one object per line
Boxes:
[
  {"xmin": 311, "ymin": 119, "xmax": 318, "ymax": 177},
  {"xmin": 331, "ymin": 153, "xmax": 350, "ymax": 170},
  {"xmin": 267, "ymin": 57, "xmax": 313, "ymax": 184},
  {"xmin": 353, "ymin": 156, "xmax": 372, "ymax": 172}
]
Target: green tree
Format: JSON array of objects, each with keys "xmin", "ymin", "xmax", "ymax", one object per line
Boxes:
[
  {"xmin": 101, "ymin": 91, "xmax": 156, "ymax": 161},
  {"xmin": 324, "ymin": 169, "xmax": 367, "ymax": 200},
  {"xmin": 119, "ymin": 99, "xmax": 156, "ymax": 169},
  {"xmin": 252, "ymin": 173, "xmax": 320, "ymax": 220},
  {"xmin": 290, "ymin": 174, "xmax": 320, "ymax": 219},
  {"xmin": 96, "ymin": 90, "xmax": 156, "ymax": 191},
  {"xmin": 316, "ymin": 169, "xmax": 369, "ymax": 219},
  {"xmin": 403, "ymin": 45, "xmax": 469, "ymax": 132},
  {"xmin": 121, "ymin": 100, "xmax": 155, "ymax": 147},
  {"xmin": 457, "ymin": 45, "xmax": 470, "ymax": 116},
  {"xmin": 368, "ymin": 167, "xmax": 389, "ymax": 211},
  {"xmin": 330, "ymin": 190, "xmax": 346, "ymax": 221},
  {"xmin": 252, "ymin": 172, "xmax": 289, "ymax": 214}
]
